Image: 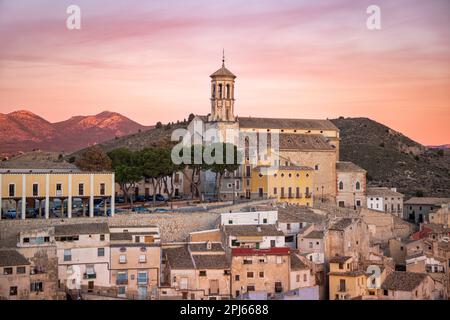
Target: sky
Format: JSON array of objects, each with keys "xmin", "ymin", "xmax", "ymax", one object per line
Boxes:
[{"xmin": 0, "ymin": 0, "xmax": 448, "ymax": 145}]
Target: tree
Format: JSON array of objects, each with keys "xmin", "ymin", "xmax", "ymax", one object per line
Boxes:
[
  {"xmin": 108, "ymin": 148, "xmax": 141, "ymax": 204},
  {"xmin": 75, "ymin": 146, "xmax": 112, "ymax": 171},
  {"xmin": 155, "ymin": 122, "xmax": 163, "ymax": 129},
  {"xmin": 206, "ymin": 143, "xmax": 241, "ymax": 200},
  {"xmin": 188, "ymin": 113, "xmax": 195, "ymax": 122}
]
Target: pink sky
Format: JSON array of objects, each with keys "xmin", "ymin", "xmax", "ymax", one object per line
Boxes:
[{"xmin": 0, "ymin": 0, "xmax": 449, "ymax": 145}]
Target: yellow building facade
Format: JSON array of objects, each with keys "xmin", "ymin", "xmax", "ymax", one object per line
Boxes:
[
  {"xmin": 328, "ymin": 256, "xmax": 367, "ymax": 300},
  {"xmin": 0, "ymin": 169, "xmax": 115, "ymax": 219},
  {"xmin": 250, "ymin": 165, "xmax": 314, "ymax": 206}
]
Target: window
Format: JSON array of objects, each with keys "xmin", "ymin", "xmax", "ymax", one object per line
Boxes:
[
  {"xmin": 56, "ymin": 183, "xmax": 62, "ymax": 193},
  {"xmin": 97, "ymin": 248, "xmax": 105, "ymax": 257},
  {"xmin": 276, "ymin": 256, "xmax": 282, "ymax": 264},
  {"xmin": 100, "ymin": 234, "xmax": 105, "ymax": 241},
  {"xmin": 137, "ymin": 271, "xmax": 148, "ymax": 284},
  {"xmin": 78, "ymin": 183, "xmax": 84, "ymax": 196},
  {"xmin": 33, "ymin": 183, "xmax": 39, "ymax": 196},
  {"xmin": 4, "ymin": 267, "xmax": 13, "ymax": 275},
  {"xmin": 296, "ymin": 187, "xmax": 300, "ymax": 198},
  {"xmin": 30, "ymin": 282, "xmax": 43, "ymax": 292},
  {"xmin": 247, "ymin": 285, "xmax": 255, "ymax": 292},
  {"xmin": 199, "ymin": 270, "xmax": 207, "ymax": 277},
  {"xmin": 243, "ymin": 259, "xmax": 252, "ymax": 265},
  {"xmin": 247, "ymin": 272, "xmax": 254, "ymax": 278},
  {"xmin": 281, "ymin": 187, "xmax": 285, "ymax": 197},
  {"xmin": 296, "ymin": 274, "xmax": 300, "ymax": 282},
  {"xmin": 17, "ymin": 267, "xmax": 26, "ymax": 274},
  {"xmin": 270, "ymin": 240, "xmax": 276, "ymax": 248},
  {"xmin": 258, "ymin": 188, "xmax": 263, "ymax": 197},
  {"xmin": 100, "ymin": 183, "xmax": 106, "ymax": 196},
  {"xmin": 259, "ymin": 272, "xmax": 264, "ymax": 278},
  {"xmin": 263, "ymin": 218, "xmax": 267, "ymax": 224},
  {"xmin": 9, "ymin": 286, "xmax": 17, "ymax": 296},
  {"xmin": 119, "ymin": 255, "xmax": 126, "ymax": 264},
  {"xmin": 118, "ymin": 286, "xmax": 126, "ymax": 295},
  {"xmin": 309, "ymin": 242, "xmax": 313, "ymax": 249},
  {"xmin": 287, "ymin": 223, "xmax": 291, "ymax": 230},
  {"xmin": 9, "ymin": 184, "xmax": 15, "ymax": 197},
  {"xmin": 356, "ymin": 200, "xmax": 361, "ymax": 207},
  {"xmin": 315, "ymin": 164, "xmax": 319, "ymax": 170},
  {"xmin": 139, "ymin": 255, "xmax": 146, "ymax": 263},
  {"xmin": 273, "ymin": 187, "xmax": 277, "ymax": 195},
  {"xmin": 355, "ymin": 181, "xmax": 360, "ymax": 190},
  {"xmin": 338, "ymin": 181, "xmax": 343, "ymax": 190},
  {"xmin": 64, "ymin": 249, "xmax": 72, "ymax": 261},
  {"xmin": 235, "ymin": 275, "xmax": 240, "ymax": 281},
  {"xmin": 303, "ymin": 274, "xmax": 307, "ymax": 282}
]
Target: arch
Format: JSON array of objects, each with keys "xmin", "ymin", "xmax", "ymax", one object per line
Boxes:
[
  {"xmin": 218, "ymin": 84, "xmax": 223, "ymax": 99},
  {"xmin": 212, "ymin": 84, "xmax": 216, "ymax": 98},
  {"xmin": 226, "ymin": 84, "xmax": 230, "ymax": 99},
  {"xmin": 338, "ymin": 181, "xmax": 344, "ymax": 190},
  {"xmin": 356, "ymin": 181, "xmax": 361, "ymax": 190}
]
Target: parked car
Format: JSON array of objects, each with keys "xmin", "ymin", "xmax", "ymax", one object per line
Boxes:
[
  {"xmin": 106, "ymin": 208, "xmax": 127, "ymax": 216},
  {"xmin": 134, "ymin": 195, "xmax": 146, "ymax": 202},
  {"xmin": 115, "ymin": 197, "xmax": 125, "ymax": 204},
  {"xmin": 146, "ymin": 194, "xmax": 166, "ymax": 202},
  {"xmin": 153, "ymin": 208, "xmax": 170, "ymax": 213},
  {"xmin": 131, "ymin": 206, "xmax": 150, "ymax": 213},
  {"xmin": 26, "ymin": 208, "xmax": 38, "ymax": 218},
  {"xmin": 4, "ymin": 208, "xmax": 17, "ymax": 219}
]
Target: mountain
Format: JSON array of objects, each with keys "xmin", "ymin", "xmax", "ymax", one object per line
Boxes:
[
  {"xmin": 331, "ymin": 117, "xmax": 450, "ymax": 198},
  {"xmin": 427, "ymin": 144, "xmax": 450, "ymax": 150},
  {"xmin": 0, "ymin": 110, "xmax": 151, "ymax": 156}
]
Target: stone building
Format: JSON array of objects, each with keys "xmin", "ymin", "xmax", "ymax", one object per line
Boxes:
[
  {"xmin": 404, "ymin": 197, "xmax": 450, "ymax": 224},
  {"xmin": 161, "ymin": 242, "xmax": 231, "ymax": 300},
  {"xmin": 328, "ymin": 256, "xmax": 367, "ymax": 300},
  {"xmin": 325, "ymin": 218, "xmax": 370, "ymax": 263},
  {"xmin": 366, "ymin": 187, "xmax": 404, "ymax": 217},
  {"xmin": 0, "ymin": 250, "xmax": 31, "ymax": 300},
  {"xmin": 335, "ymin": 161, "xmax": 366, "ymax": 209}
]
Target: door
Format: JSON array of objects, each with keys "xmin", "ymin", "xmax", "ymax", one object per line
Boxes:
[
  {"xmin": 209, "ymin": 280, "xmax": 219, "ymax": 295},
  {"xmin": 138, "ymin": 286, "xmax": 147, "ymax": 300},
  {"xmin": 88, "ymin": 281, "xmax": 94, "ymax": 292}
]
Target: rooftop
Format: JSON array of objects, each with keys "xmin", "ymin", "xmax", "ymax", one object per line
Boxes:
[
  {"xmin": 232, "ymin": 247, "xmax": 290, "ymax": 256},
  {"xmin": 329, "ymin": 218, "xmax": 355, "ymax": 231},
  {"xmin": 163, "ymin": 246, "xmax": 194, "ymax": 270},
  {"xmin": 278, "ymin": 133, "xmax": 335, "ymax": 151},
  {"xmin": 290, "ymin": 253, "xmax": 309, "ymax": 270},
  {"xmin": 336, "ymin": 161, "xmax": 366, "ymax": 173},
  {"xmin": 366, "ymin": 187, "xmax": 403, "ymax": 197},
  {"xmin": 238, "ymin": 117, "xmax": 339, "ymax": 131},
  {"xmin": 192, "ymin": 254, "xmax": 230, "ymax": 269},
  {"xmin": 223, "ymin": 224, "xmax": 284, "ymax": 237},
  {"xmin": 329, "ymin": 256, "xmax": 352, "ymax": 264},
  {"xmin": 381, "ymin": 271, "xmax": 428, "ymax": 291},
  {"xmin": 404, "ymin": 197, "xmax": 450, "ymax": 205},
  {"xmin": 188, "ymin": 242, "xmax": 224, "ymax": 252},
  {"xmin": 0, "ymin": 250, "xmax": 30, "ymax": 267},
  {"xmin": 54, "ymin": 223, "xmax": 109, "ymax": 236},
  {"xmin": 303, "ymin": 230, "xmax": 324, "ymax": 239},
  {"xmin": 277, "ymin": 207, "xmax": 325, "ymax": 224}
]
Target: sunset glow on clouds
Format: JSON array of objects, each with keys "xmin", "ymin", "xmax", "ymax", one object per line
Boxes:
[{"xmin": 0, "ymin": 0, "xmax": 448, "ymax": 145}]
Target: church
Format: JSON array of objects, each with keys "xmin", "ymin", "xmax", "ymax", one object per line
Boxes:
[{"xmin": 187, "ymin": 56, "xmax": 362, "ymax": 207}]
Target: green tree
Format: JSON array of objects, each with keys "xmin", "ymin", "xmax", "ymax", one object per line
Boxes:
[
  {"xmin": 206, "ymin": 143, "xmax": 241, "ymax": 200},
  {"xmin": 75, "ymin": 146, "xmax": 112, "ymax": 171},
  {"xmin": 108, "ymin": 148, "xmax": 141, "ymax": 204}
]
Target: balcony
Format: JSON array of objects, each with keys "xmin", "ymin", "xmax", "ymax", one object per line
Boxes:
[
  {"xmin": 137, "ymin": 279, "xmax": 148, "ymax": 285},
  {"xmin": 305, "ymin": 193, "xmax": 312, "ymax": 198},
  {"xmin": 83, "ymin": 273, "xmax": 97, "ymax": 280},
  {"xmin": 116, "ymin": 279, "xmax": 128, "ymax": 285}
]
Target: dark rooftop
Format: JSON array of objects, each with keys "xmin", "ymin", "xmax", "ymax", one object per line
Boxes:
[
  {"xmin": 329, "ymin": 256, "xmax": 352, "ymax": 264},
  {"xmin": 0, "ymin": 250, "xmax": 30, "ymax": 267},
  {"xmin": 381, "ymin": 272, "xmax": 428, "ymax": 291},
  {"xmin": 238, "ymin": 117, "xmax": 339, "ymax": 131},
  {"xmin": 336, "ymin": 161, "xmax": 366, "ymax": 172},
  {"xmin": 290, "ymin": 253, "xmax": 309, "ymax": 270},
  {"xmin": 192, "ymin": 254, "xmax": 230, "ymax": 269},
  {"xmin": 329, "ymin": 218, "xmax": 354, "ymax": 231},
  {"xmin": 189, "ymin": 242, "xmax": 224, "ymax": 253}
]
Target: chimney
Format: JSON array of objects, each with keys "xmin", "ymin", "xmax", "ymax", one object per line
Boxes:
[
  {"xmin": 257, "ymin": 226, "xmax": 262, "ymax": 233},
  {"xmin": 390, "ymin": 187, "xmax": 397, "ymax": 192},
  {"xmin": 206, "ymin": 241, "xmax": 212, "ymax": 250}
]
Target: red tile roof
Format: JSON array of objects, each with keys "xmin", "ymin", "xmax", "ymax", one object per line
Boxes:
[{"xmin": 232, "ymin": 247, "xmax": 290, "ymax": 256}]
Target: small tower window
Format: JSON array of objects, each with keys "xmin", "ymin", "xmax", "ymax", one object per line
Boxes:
[
  {"xmin": 226, "ymin": 84, "xmax": 230, "ymax": 99},
  {"xmin": 212, "ymin": 84, "xmax": 216, "ymax": 98},
  {"xmin": 218, "ymin": 84, "xmax": 223, "ymax": 99}
]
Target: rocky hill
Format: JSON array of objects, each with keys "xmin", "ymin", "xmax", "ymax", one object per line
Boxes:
[
  {"xmin": 0, "ymin": 110, "xmax": 151, "ymax": 156},
  {"xmin": 331, "ymin": 117, "xmax": 450, "ymax": 198}
]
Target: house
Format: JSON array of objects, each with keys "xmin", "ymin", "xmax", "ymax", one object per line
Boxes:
[
  {"xmin": 231, "ymin": 247, "xmax": 291, "ymax": 298},
  {"xmin": 220, "ymin": 210, "xmax": 278, "ymax": 226},
  {"xmin": 298, "ymin": 230, "xmax": 325, "ymax": 262},
  {"xmin": 366, "ymin": 187, "xmax": 404, "ymax": 217},
  {"xmin": 328, "ymin": 256, "xmax": 367, "ymax": 300},
  {"xmin": 109, "ymin": 225, "xmax": 161, "ymax": 299},
  {"xmin": 0, "ymin": 250, "xmax": 31, "ymax": 300},
  {"xmin": 325, "ymin": 218, "xmax": 370, "ymax": 263},
  {"xmin": 222, "ymin": 224, "xmax": 285, "ymax": 251},
  {"xmin": 380, "ymin": 271, "xmax": 445, "ymax": 300},
  {"xmin": 161, "ymin": 242, "xmax": 231, "ymax": 300},
  {"xmin": 250, "ymin": 165, "xmax": 314, "ymax": 206},
  {"xmin": 336, "ymin": 161, "xmax": 366, "ymax": 209},
  {"xmin": 404, "ymin": 197, "xmax": 450, "ymax": 224},
  {"xmin": 55, "ymin": 223, "xmax": 111, "ymax": 295},
  {"xmin": 16, "ymin": 227, "xmax": 59, "ymax": 300},
  {"xmin": 289, "ymin": 252, "xmax": 315, "ymax": 290}
]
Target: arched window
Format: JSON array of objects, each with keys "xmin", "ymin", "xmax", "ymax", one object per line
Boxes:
[
  {"xmin": 339, "ymin": 181, "xmax": 344, "ymax": 190},
  {"xmin": 218, "ymin": 84, "xmax": 223, "ymax": 98},
  {"xmin": 355, "ymin": 181, "xmax": 360, "ymax": 190},
  {"xmin": 212, "ymin": 84, "xmax": 216, "ymax": 98},
  {"xmin": 226, "ymin": 84, "xmax": 230, "ymax": 99}
]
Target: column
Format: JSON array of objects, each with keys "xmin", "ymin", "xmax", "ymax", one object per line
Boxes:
[
  {"xmin": 89, "ymin": 174, "xmax": 94, "ymax": 218},
  {"xmin": 68, "ymin": 174, "xmax": 72, "ymax": 219},
  {"xmin": 111, "ymin": 173, "xmax": 115, "ymax": 217},
  {"xmin": 21, "ymin": 174, "xmax": 26, "ymax": 220},
  {"xmin": 0, "ymin": 174, "xmax": 2, "ymax": 220},
  {"xmin": 38, "ymin": 200, "xmax": 42, "ymax": 218},
  {"xmin": 45, "ymin": 174, "xmax": 50, "ymax": 219}
]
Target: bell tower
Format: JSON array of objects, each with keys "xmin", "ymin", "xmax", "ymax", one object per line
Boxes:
[{"xmin": 208, "ymin": 51, "xmax": 236, "ymax": 122}]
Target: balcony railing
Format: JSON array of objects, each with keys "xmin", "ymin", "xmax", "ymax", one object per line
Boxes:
[
  {"xmin": 137, "ymin": 279, "xmax": 148, "ymax": 285},
  {"xmin": 83, "ymin": 273, "xmax": 97, "ymax": 280},
  {"xmin": 116, "ymin": 279, "xmax": 128, "ymax": 285},
  {"xmin": 305, "ymin": 193, "xmax": 312, "ymax": 198}
]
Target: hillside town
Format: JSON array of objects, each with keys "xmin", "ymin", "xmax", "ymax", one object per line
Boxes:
[{"xmin": 0, "ymin": 60, "xmax": 449, "ymax": 301}]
